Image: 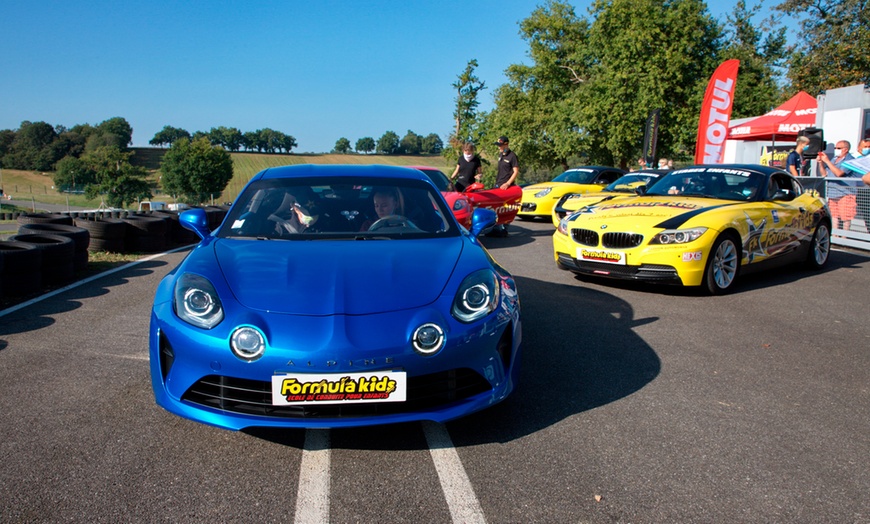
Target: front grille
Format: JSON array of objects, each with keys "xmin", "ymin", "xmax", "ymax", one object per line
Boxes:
[
  {"xmin": 602, "ymin": 232, "xmax": 643, "ymax": 248},
  {"xmin": 181, "ymin": 368, "xmax": 491, "ymax": 419},
  {"xmin": 571, "ymin": 228, "xmax": 599, "ymax": 246}
]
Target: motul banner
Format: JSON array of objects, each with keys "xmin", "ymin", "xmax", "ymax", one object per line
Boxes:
[{"xmin": 694, "ymin": 59, "xmax": 740, "ymax": 164}]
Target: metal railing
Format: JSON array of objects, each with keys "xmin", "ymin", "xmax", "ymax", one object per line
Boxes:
[{"xmin": 799, "ymin": 176, "xmax": 870, "ymax": 251}]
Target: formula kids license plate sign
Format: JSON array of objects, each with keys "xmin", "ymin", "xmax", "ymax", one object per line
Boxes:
[
  {"xmin": 271, "ymin": 371, "xmax": 407, "ymax": 405},
  {"xmin": 577, "ymin": 248, "xmax": 626, "ymax": 265}
]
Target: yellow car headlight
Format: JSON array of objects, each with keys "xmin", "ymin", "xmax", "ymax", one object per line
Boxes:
[{"xmin": 650, "ymin": 227, "xmax": 707, "ymax": 245}]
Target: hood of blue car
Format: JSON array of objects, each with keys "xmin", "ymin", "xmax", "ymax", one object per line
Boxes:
[{"xmin": 212, "ymin": 238, "xmax": 463, "ymax": 315}]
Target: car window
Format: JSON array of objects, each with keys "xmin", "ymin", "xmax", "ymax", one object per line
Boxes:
[
  {"xmin": 648, "ymin": 168, "xmax": 765, "ymax": 201},
  {"xmin": 219, "ymin": 176, "xmax": 456, "ymax": 239},
  {"xmin": 553, "ymin": 170, "xmax": 598, "ymax": 184}
]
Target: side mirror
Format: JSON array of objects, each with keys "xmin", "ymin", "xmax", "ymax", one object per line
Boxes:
[
  {"xmin": 772, "ymin": 189, "xmax": 793, "ymax": 202},
  {"xmin": 180, "ymin": 208, "xmax": 211, "ymax": 240},
  {"xmin": 470, "ymin": 208, "xmax": 498, "ymax": 237}
]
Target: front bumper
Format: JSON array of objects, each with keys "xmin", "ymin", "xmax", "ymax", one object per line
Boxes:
[
  {"xmin": 150, "ymin": 300, "xmax": 521, "ymax": 430},
  {"xmin": 553, "ymin": 230, "xmax": 710, "ymax": 286}
]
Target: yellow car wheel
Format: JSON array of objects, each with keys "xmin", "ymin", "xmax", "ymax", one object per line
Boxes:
[{"xmin": 703, "ymin": 233, "xmax": 740, "ymax": 295}]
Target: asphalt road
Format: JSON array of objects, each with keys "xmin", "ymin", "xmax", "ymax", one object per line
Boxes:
[{"xmin": 1, "ymin": 220, "xmax": 868, "ymax": 523}]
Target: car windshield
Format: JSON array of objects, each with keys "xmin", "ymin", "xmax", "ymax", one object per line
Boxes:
[
  {"xmin": 219, "ymin": 176, "xmax": 456, "ymax": 240},
  {"xmin": 416, "ymin": 168, "xmax": 454, "ymax": 193},
  {"xmin": 604, "ymin": 173, "xmax": 662, "ymax": 193},
  {"xmin": 552, "ymin": 169, "xmax": 599, "ymax": 184},
  {"xmin": 646, "ymin": 168, "xmax": 766, "ymax": 201}
]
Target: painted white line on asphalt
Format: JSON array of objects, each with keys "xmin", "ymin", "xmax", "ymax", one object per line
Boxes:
[
  {"xmin": 295, "ymin": 429, "xmax": 330, "ymax": 524},
  {"xmin": 423, "ymin": 421, "xmax": 487, "ymax": 524},
  {"xmin": 0, "ymin": 246, "xmax": 191, "ymax": 318}
]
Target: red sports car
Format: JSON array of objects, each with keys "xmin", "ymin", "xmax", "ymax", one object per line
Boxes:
[{"xmin": 410, "ymin": 166, "xmax": 522, "ymax": 229}]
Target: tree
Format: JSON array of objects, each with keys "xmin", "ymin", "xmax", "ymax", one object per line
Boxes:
[
  {"xmin": 149, "ymin": 126, "xmax": 191, "ymax": 148},
  {"xmin": 355, "ymin": 137, "xmax": 376, "ymax": 154},
  {"xmin": 450, "ymin": 59, "xmax": 487, "ymax": 151},
  {"xmin": 159, "ymin": 137, "xmax": 234, "ymax": 204},
  {"xmin": 376, "ymin": 131, "xmax": 400, "ymax": 154},
  {"xmin": 486, "ymin": 1, "xmax": 592, "ymax": 172},
  {"xmin": 333, "ymin": 137, "xmax": 352, "ymax": 154},
  {"xmin": 81, "ymin": 146, "xmax": 151, "ymax": 208},
  {"xmin": 96, "ymin": 117, "xmax": 133, "ymax": 150},
  {"xmin": 53, "ymin": 155, "xmax": 96, "ymax": 192},
  {"xmin": 4, "ymin": 121, "xmax": 60, "ymax": 170},
  {"xmin": 722, "ymin": 0, "xmax": 788, "ymax": 118},
  {"xmin": 400, "ymin": 130, "xmax": 422, "ymax": 154},
  {"xmin": 422, "ymin": 133, "xmax": 444, "ymax": 154},
  {"xmin": 775, "ymin": 0, "xmax": 870, "ymax": 94}
]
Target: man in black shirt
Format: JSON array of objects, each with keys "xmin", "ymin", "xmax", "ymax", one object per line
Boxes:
[
  {"xmin": 495, "ymin": 136, "xmax": 519, "ymax": 189},
  {"xmin": 451, "ymin": 142, "xmax": 482, "ymax": 192}
]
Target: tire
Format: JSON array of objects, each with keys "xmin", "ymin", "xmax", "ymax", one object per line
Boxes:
[
  {"xmin": 0, "ymin": 241, "xmax": 43, "ymax": 297},
  {"xmin": 702, "ymin": 233, "xmax": 740, "ymax": 295},
  {"xmin": 7, "ymin": 234, "xmax": 76, "ymax": 285},
  {"xmin": 74, "ymin": 217, "xmax": 127, "ymax": 240},
  {"xmin": 16, "ymin": 213, "xmax": 74, "ymax": 226},
  {"xmin": 87, "ymin": 237, "xmax": 125, "ymax": 253},
  {"xmin": 805, "ymin": 220, "xmax": 831, "ymax": 269}
]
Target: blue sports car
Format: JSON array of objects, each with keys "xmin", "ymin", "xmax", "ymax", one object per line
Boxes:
[{"xmin": 150, "ymin": 164, "xmax": 522, "ymax": 430}]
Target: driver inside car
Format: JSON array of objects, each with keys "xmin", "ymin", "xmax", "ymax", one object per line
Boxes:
[{"xmin": 361, "ymin": 187, "xmax": 405, "ymax": 231}]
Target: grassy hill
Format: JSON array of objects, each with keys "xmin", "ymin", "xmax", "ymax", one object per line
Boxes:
[{"xmin": 3, "ymin": 149, "xmax": 453, "ymax": 209}]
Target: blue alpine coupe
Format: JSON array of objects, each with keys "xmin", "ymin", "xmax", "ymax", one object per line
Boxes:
[{"xmin": 150, "ymin": 164, "xmax": 522, "ymax": 430}]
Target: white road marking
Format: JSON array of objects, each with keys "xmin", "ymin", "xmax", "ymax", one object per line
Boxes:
[
  {"xmin": 294, "ymin": 429, "xmax": 331, "ymax": 524},
  {"xmin": 423, "ymin": 421, "xmax": 487, "ymax": 524}
]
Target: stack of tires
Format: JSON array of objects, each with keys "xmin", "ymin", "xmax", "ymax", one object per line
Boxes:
[
  {"xmin": 151, "ymin": 210, "xmax": 199, "ymax": 246},
  {"xmin": 7, "ymin": 233, "xmax": 76, "ymax": 286},
  {"xmin": 74, "ymin": 217, "xmax": 126, "ymax": 253},
  {"xmin": 17, "ymin": 223, "xmax": 90, "ymax": 271}
]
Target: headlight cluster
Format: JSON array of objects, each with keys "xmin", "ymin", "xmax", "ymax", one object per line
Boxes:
[
  {"xmin": 174, "ymin": 273, "xmax": 224, "ymax": 329},
  {"xmin": 650, "ymin": 227, "xmax": 707, "ymax": 245},
  {"xmin": 534, "ymin": 187, "xmax": 553, "ymax": 198},
  {"xmin": 557, "ymin": 217, "xmax": 570, "ymax": 235},
  {"xmin": 453, "ymin": 199, "xmax": 469, "ymax": 211},
  {"xmin": 452, "ymin": 269, "xmax": 499, "ymax": 323}
]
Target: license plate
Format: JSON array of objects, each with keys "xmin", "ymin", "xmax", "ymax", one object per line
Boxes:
[
  {"xmin": 577, "ymin": 248, "xmax": 626, "ymax": 265},
  {"xmin": 271, "ymin": 371, "xmax": 407, "ymax": 405}
]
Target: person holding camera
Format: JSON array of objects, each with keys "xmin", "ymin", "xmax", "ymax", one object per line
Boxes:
[{"xmin": 818, "ymin": 140, "xmax": 860, "ymax": 232}]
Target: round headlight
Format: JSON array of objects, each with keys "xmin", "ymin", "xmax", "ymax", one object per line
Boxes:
[
  {"xmin": 174, "ymin": 273, "xmax": 224, "ymax": 329},
  {"xmin": 230, "ymin": 326, "xmax": 266, "ymax": 361},
  {"xmin": 462, "ymin": 284, "xmax": 491, "ymax": 312},
  {"xmin": 412, "ymin": 323, "xmax": 445, "ymax": 355}
]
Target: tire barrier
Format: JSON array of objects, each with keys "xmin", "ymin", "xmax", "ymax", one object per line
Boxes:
[
  {"xmin": 74, "ymin": 217, "xmax": 126, "ymax": 253},
  {"xmin": 16, "ymin": 213, "xmax": 74, "ymax": 226},
  {"xmin": 0, "ymin": 240, "xmax": 43, "ymax": 297},
  {"xmin": 8, "ymin": 233, "xmax": 76, "ymax": 286},
  {"xmin": 17, "ymin": 223, "xmax": 90, "ymax": 271},
  {"xmin": 121, "ymin": 215, "xmax": 168, "ymax": 253}
]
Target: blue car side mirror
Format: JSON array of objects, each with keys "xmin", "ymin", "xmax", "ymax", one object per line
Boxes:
[
  {"xmin": 180, "ymin": 208, "xmax": 211, "ymax": 240},
  {"xmin": 470, "ymin": 208, "xmax": 498, "ymax": 237}
]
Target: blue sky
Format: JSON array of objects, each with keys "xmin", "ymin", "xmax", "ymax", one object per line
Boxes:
[{"xmin": 1, "ymin": 1, "xmax": 789, "ymax": 154}]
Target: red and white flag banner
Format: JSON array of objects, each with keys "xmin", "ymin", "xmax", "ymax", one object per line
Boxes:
[{"xmin": 694, "ymin": 59, "xmax": 740, "ymax": 164}]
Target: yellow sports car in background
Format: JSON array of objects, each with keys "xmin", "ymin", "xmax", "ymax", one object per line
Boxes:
[
  {"xmin": 518, "ymin": 166, "xmax": 626, "ymax": 220},
  {"xmin": 551, "ymin": 169, "xmax": 668, "ymax": 227},
  {"xmin": 553, "ymin": 165, "xmax": 831, "ymax": 294}
]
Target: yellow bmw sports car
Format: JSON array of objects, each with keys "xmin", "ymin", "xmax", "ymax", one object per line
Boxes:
[
  {"xmin": 518, "ymin": 166, "xmax": 626, "ymax": 220},
  {"xmin": 553, "ymin": 165, "xmax": 832, "ymax": 294},
  {"xmin": 551, "ymin": 169, "xmax": 668, "ymax": 227}
]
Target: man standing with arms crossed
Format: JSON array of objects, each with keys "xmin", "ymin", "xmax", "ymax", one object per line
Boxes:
[{"xmin": 492, "ymin": 136, "xmax": 519, "ymax": 237}]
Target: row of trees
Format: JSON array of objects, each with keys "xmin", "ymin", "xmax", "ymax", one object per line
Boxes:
[
  {"xmin": 0, "ymin": 117, "xmax": 133, "ymax": 172},
  {"xmin": 447, "ymin": 0, "xmax": 868, "ymax": 175},
  {"xmin": 332, "ymin": 130, "xmax": 443, "ymax": 155},
  {"xmin": 150, "ymin": 125, "xmax": 297, "ymax": 154}
]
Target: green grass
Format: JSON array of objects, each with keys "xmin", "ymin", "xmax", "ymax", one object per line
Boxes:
[{"xmin": 2, "ymin": 149, "xmax": 453, "ymax": 208}]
